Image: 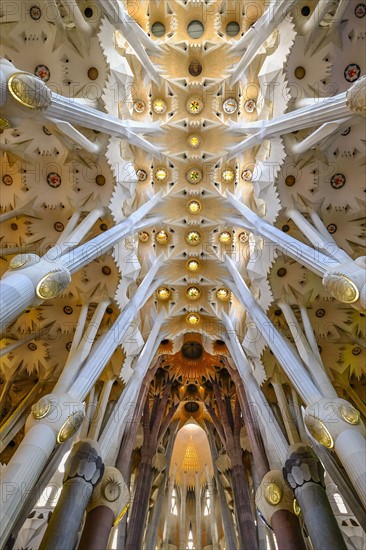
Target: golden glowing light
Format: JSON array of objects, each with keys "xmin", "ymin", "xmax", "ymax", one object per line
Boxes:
[
  {"xmin": 186, "ymin": 259, "xmax": 200, "ymax": 272},
  {"xmin": 218, "ymin": 231, "xmax": 232, "ymax": 244},
  {"xmin": 186, "ymin": 313, "xmax": 200, "ymax": 325},
  {"xmin": 187, "ymin": 200, "xmax": 201, "ymax": 214},
  {"xmin": 187, "ymin": 134, "xmax": 201, "ymax": 148},
  {"xmin": 152, "ymin": 98, "xmax": 167, "ymax": 114},
  {"xmin": 185, "ymin": 230, "xmax": 201, "ymax": 245},
  {"xmin": 186, "ymin": 286, "xmax": 201, "ymax": 301},
  {"xmin": 156, "ymin": 230, "xmax": 169, "ymax": 244},
  {"xmin": 216, "ymin": 288, "xmax": 230, "ymax": 302},
  {"xmin": 156, "ymin": 287, "xmax": 171, "ymax": 301}
]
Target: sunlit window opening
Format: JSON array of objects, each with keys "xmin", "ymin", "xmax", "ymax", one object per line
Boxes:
[
  {"xmin": 171, "ymin": 487, "xmax": 178, "ymax": 515},
  {"xmin": 203, "ymin": 489, "xmax": 211, "ymax": 516},
  {"xmin": 334, "ymin": 492, "xmax": 348, "ymax": 514}
]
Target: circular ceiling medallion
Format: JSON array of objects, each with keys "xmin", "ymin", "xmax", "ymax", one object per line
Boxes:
[
  {"xmin": 218, "ymin": 231, "xmax": 232, "ymax": 244},
  {"xmin": 216, "ymin": 288, "xmax": 230, "ymax": 302},
  {"xmin": 222, "ymin": 169, "xmax": 235, "ymax": 183},
  {"xmin": 186, "ymin": 313, "xmax": 200, "ymax": 325},
  {"xmin": 34, "ymin": 64, "xmax": 50, "ymax": 82},
  {"xmin": 136, "ymin": 169, "xmax": 147, "ymax": 181},
  {"xmin": 355, "ymin": 4, "xmax": 366, "ymax": 18},
  {"xmin": 186, "ymin": 168, "xmax": 202, "ymax": 184},
  {"xmin": 352, "ymin": 347, "xmax": 362, "ymax": 356},
  {"xmin": 88, "ymin": 67, "xmax": 99, "ymax": 80},
  {"xmin": 155, "ymin": 168, "xmax": 168, "ymax": 181},
  {"xmin": 327, "ymin": 223, "xmax": 337, "ymax": 234},
  {"xmin": 189, "ymin": 60, "xmax": 202, "ymax": 76},
  {"xmin": 330, "ymin": 173, "xmax": 346, "ymax": 189},
  {"xmin": 238, "ymin": 232, "xmax": 249, "ymax": 243},
  {"xmin": 277, "ymin": 267, "xmax": 287, "ymax": 277},
  {"xmin": 2, "ymin": 174, "xmax": 13, "ymax": 186},
  {"xmin": 187, "ymin": 200, "xmax": 201, "ymax": 214},
  {"xmin": 187, "ymin": 134, "xmax": 201, "ymax": 148},
  {"xmin": 223, "ymin": 98, "xmax": 238, "ymax": 114},
  {"xmin": 294, "ymin": 66, "xmax": 306, "ymax": 79},
  {"xmin": 54, "ymin": 222, "xmax": 64, "ymax": 232},
  {"xmin": 133, "ymin": 99, "xmax": 145, "ymax": 113},
  {"xmin": 244, "ymin": 99, "xmax": 256, "ymax": 113},
  {"xmin": 156, "ymin": 230, "xmax": 169, "ymax": 244},
  {"xmin": 30, "ymin": 5, "xmax": 42, "ymax": 20},
  {"xmin": 152, "ymin": 98, "xmax": 167, "ymax": 114},
  {"xmin": 185, "ymin": 230, "xmax": 201, "ymax": 246},
  {"xmin": 241, "ymin": 169, "xmax": 253, "ymax": 181},
  {"xmin": 344, "ymin": 64, "xmax": 361, "ymax": 83},
  {"xmin": 186, "ymin": 96, "xmax": 203, "ymax": 115},
  {"xmin": 47, "ymin": 172, "xmax": 61, "ymax": 188},
  {"xmin": 186, "ymin": 259, "xmax": 200, "ymax": 272},
  {"xmin": 156, "ymin": 287, "xmax": 171, "ymax": 301},
  {"xmin": 139, "ymin": 231, "xmax": 150, "ymax": 243},
  {"xmin": 316, "ymin": 308, "xmax": 325, "ymax": 318},
  {"xmin": 186, "ymin": 286, "xmax": 201, "ymax": 300},
  {"xmin": 95, "ymin": 174, "xmax": 106, "ymax": 186},
  {"xmin": 285, "ymin": 175, "xmax": 296, "ymax": 187}
]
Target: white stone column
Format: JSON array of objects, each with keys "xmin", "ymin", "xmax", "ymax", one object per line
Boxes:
[
  {"xmin": 225, "ymin": 192, "xmax": 366, "ymax": 311},
  {"xmin": 163, "ymin": 464, "xmax": 177, "ymax": 548},
  {"xmin": 0, "ymin": 60, "xmax": 161, "ymax": 156},
  {"xmin": 179, "ymin": 473, "xmax": 187, "ymax": 549},
  {"xmin": 227, "ymin": 77, "xmax": 365, "ymax": 157},
  {"xmin": 230, "ymin": 0, "xmax": 299, "ymax": 84},
  {"xmin": 205, "ymin": 465, "xmax": 218, "ymax": 549},
  {"xmin": 304, "ymin": 398, "xmax": 366, "ymax": 508},
  {"xmin": 0, "ymin": 262, "xmax": 163, "ymax": 546},
  {"xmin": 101, "ymin": 0, "xmax": 161, "ymax": 85},
  {"xmin": 221, "ymin": 312, "xmax": 288, "ymax": 467},
  {"xmin": 278, "ymin": 301, "xmax": 337, "ymax": 398},
  {"xmin": 87, "ymin": 378, "xmax": 115, "ymax": 440},
  {"xmin": 224, "ymin": 256, "xmax": 322, "ymax": 405},
  {"xmin": 0, "ymin": 194, "xmax": 162, "ymax": 332},
  {"xmin": 195, "ymin": 471, "xmax": 202, "ymax": 549},
  {"xmin": 100, "ymin": 309, "xmax": 167, "ymax": 462}
]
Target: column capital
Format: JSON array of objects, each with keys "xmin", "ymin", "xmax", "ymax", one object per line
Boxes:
[
  {"xmin": 283, "ymin": 444, "xmax": 325, "ymax": 493},
  {"xmin": 64, "ymin": 439, "xmax": 104, "ymax": 487},
  {"xmin": 87, "ymin": 466, "xmax": 130, "ymax": 521},
  {"xmin": 323, "ymin": 257, "xmax": 366, "ymax": 311},
  {"xmin": 346, "ymin": 76, "xmax": 366, "ymax": 115},
  {"xmin": 304, "ymin": 398, "xmax": 365, "ymax": 450},
  {"xmin": 26, "ymin": 392, "xmax": 85, "ymax": 443},
  {"xmin": 255, "ymin": 470, "xmax": 295, "ymax": 527}
]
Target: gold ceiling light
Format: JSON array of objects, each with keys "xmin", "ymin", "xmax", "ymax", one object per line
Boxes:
[
  {"xmin": 154, "ymin": 167, "xmax": 168, "ymax": 181},
  {"xmin": 218, "ymin": 231, "xmax": 232, "ymax": 244},
  {"xmin": 156, "ymin": 287, "xmax": 171, "ymax": 301},
  {"xmin": 187, "ymin": 200, "xmax": 201, "ymax": 214},
  {"xmin": 156, "ymin": 230, "xmax": 169, "ymax": 244},
  {"xmin": 186, "ymin": 168, "xmax": 203, "ymax": 184},
  {"xmin": 185, "ymin": 230, "xmax": 201, "ymax": 246},
  {"xmin": 186, "ymin": 313, "xmax": 200, "ymax": 325},
  {"xmin": 222, "ymin": 169, "xmax": 236, "ymax": 183},
  {"xmin": 216, "ymin": 288, "xmax": 231, "ymax": 302},
  {"xmin": 152, "ymin": 98, "xmax": 167, "ymax": 114},
  {"xmin": 186, "ymin": 259, "xmax": 200, "ymax": 272},
  {"xmin": 187, "ymin": 134, "xmax": 201, "ymax": 148},
  {"xmin": 139, "ymin": 231, "xmax": 150, "ymax": 243},
  {"xmin": 186, "ymin": 286, "xmax": 201, "ymax": 301},
  {"xmin": 186, "ymin": 96, "xmax": 203, "ymax": 115}
]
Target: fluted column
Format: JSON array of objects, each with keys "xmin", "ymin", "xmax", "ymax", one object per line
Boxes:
[
  {"xmin": 256, "ymin": 470, "xmax": 306, "ymax": 550},
  {"xmin": 206, "ymin": 465, "xmax": 219, "ymax": 549},
  {"xmin": 0, "ymin": 194, "xmax": 162, "ymax": 333},
  {"xmin": 39, "ymin": 440, "xmax": 104, "ymax": 550},
  {"xmin": 0, "ymin": 60, "xmax": 161, "ymax": 155},
  {"xmin": 195, "ymin": 471, "xmax": 202, "ymax": 550},
  {"xmin": 283, "ymin": 444, "xmax": 347, "ymax": 550},
  {"xmin": 225, "ymin": 193, "xmax": 366, "ymax": 311},
  {"xmin": 78, "ymin": 466, "xmax": 129, "ymax": 550},
  {"xmin": 227, "ymin": 77, "xmax": 365, "ymax": 157},
  {"xmin": 179, "ymin": 473, "xmax": 187, "ymax": 549},
  {"xmin": 0, "ymin": 263, "xmax": 162, "ymax": 547}
]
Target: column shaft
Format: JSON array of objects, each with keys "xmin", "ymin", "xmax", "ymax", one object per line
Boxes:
[{"xmin": 78, "ymin": 506, "xmax": 115, "ymax": 550}]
